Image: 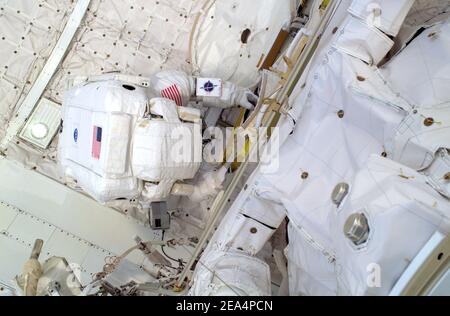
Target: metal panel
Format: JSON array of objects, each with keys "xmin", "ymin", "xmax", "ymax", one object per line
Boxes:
[
  {"xmin": 0, "ymin": 157, "xmax": 175, "ymax": 288},
  {"xmin": 40, "ymin": 229, "xmax": 92, "ymax": 268},
  {"xmin": 6, "ymin": 211, "xmax": 56, "ymax": 248},
  {"xmin": 0, "ymin": 234, "xmax": 30, "ymax": 286},
  {"xmin": 0, "ymin": 201, "xmax": 17, "ymax": 232},
  {"xmin": 18, "ymin": 98, "xmax": 61, "ymax": 149},
  {"xmin": 0, "ymin": 158, "xmax": 161, "ymax": 255}
]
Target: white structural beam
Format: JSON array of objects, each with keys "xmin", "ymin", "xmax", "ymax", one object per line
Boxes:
[
  {"xmin": 389, "ymin": 232, "xmax": 446, "ymax": 296},
  {"xmin": 0, "ymin": 0, "xmax": 91, "ymax": 150}
]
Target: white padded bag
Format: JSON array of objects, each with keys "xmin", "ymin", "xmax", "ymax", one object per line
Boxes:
[{"xmin": 59, "ymin": 80, "xmax": 147, "ymax": 203}]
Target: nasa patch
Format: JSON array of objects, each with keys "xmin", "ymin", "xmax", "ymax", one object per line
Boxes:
[{"xmin": 196, "ymin": 77, "xmax": 222, "ymax": 97}]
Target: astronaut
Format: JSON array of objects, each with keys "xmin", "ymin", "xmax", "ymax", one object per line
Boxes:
[{"xmin": 58, "ymin": 70, "xmax": 258, "ymax": 205}]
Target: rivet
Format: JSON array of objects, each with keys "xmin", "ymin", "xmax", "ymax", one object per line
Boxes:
[
  {"xmin": 301, "ymin": 172, "xmax": 309, "ymax": 179},
  {"xmin": 337, "ymin": 110, "xmax": 345, "ymax": 118},
  {"xmin": 381, "ymin": 152, "xmax": 387, "ymax": 157},
  {"xmin": 356, "ymin": 75, "xmax": 366, "ymax": 82},
  {"xmin": 250, "ymin": 227, "xmax": 257, "ymax": 234},
  {"xmin": 444, "ymin": 172, "xmax": 450, "ymax": 181},
  {"xmin": 424, "ymin": 117, "xmax": 434, "ymax": 126}
]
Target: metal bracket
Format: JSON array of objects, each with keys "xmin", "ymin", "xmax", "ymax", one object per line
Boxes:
[{"xmin": 149, "ymin": 202, "xmax": 171, "ymax": 230}]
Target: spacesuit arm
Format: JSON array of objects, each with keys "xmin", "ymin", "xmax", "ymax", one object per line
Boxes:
[
  {"xmin": 150, "ymin": 70, "xmax": 195, "ymax": 107},
  {"xmin": 150, "ymin": 70, "xmax": 257, "ymax": 110}
]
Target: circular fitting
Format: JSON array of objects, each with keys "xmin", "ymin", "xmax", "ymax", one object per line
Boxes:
[
  {"xmin": 343, "ymin": 213, "xmax": 370, "ymax": 246},
  {"xmin": 443, "ymin": 172, "xmax": 450, "ymax": 181},
  {"xmin": 331, "ymin": 183, "xmax": 349, "ymax": 207},
  {"xmin": 424, "ymin": 117, "xmax": 434, "ymax": 127},
  {"xmin": 31, "ymin": 123, "xmax": 49, "ymax": 139}
]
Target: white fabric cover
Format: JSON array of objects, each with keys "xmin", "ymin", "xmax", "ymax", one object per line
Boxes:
[
  {"xmin": 348, "ymin": 0, "xmax": 415, "ymax": 36},
  {"xmin": 391, "ymin": 0, "xmax": 450, "ymax": 55},
  {"xmin": 334, "ymin": 16, "xmax": 394, "ymax": 65},
  {"xmin": 59, "ymin": 80, "xmax": 147, "ymax": 202},
  {"xmin": 332, "ymin": 155, "xmax": 450, "ymax": 296},
  {"xmin": 0, "ymin": 0, "xmax": 74, "ymax": 138},
  {"xmin": 381, "ymin": 19, "xmax": 450, "ymax": 171},
  {"xmin": 391, "ymin": 105, "xmax": 450, "ymax": 171},
  {"xmin": 424, "ymin": 149, "xmax": 450, "ymax": 198},
  {"xmin": 189, "ymin": 249, "xmax": 271, "ymax": 296},
  {"xmin": 193, "ymin": 0, "xmax": 293, "ymax": 88},
  {"xmin": 276, "ymin": 11, "xmax": 450, "ymax": 296},
  {"xmin": 381, "ymin": 19, "xmax": 450, "ymax": 108},
  {"xmin": 192, "ymin": 2, "xmax": 450, "ymax": 296}
]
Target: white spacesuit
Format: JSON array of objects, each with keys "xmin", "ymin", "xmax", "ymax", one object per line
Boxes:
[{"xmin": 58, "ymin": 70, "xmax": 257, "ymax": 204}]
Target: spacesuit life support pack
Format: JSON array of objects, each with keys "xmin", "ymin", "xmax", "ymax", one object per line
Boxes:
[{"xmin": 58, "ymin": 70, "xmax": 257, "ymax": 203}]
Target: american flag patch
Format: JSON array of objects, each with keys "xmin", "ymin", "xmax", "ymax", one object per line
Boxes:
[
  {"xmin": 92, "ymin": 126, "xmax": 102, "ymax": 159},
  {"xmin": 160, "ymin": 84, "xmax": 182, "ymax": 106}
]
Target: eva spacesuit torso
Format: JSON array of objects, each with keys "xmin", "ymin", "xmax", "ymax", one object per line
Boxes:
[{"xmin": 58, "ymin": 70, "xmax": 256, "ymax": 204}]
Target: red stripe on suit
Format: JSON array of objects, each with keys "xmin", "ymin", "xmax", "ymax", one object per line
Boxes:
[{"xmin": 160, "ymin": 84, "xmax": 182, "ymax": 106}]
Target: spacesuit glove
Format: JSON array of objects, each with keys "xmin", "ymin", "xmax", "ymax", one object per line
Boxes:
[
  {"xmin": 235, "ymin": 88, "xmax": 258, "ymax": 110},
  {"xmin": 203, "ymin": 81, "xmax": 257, "ymax": 110}
]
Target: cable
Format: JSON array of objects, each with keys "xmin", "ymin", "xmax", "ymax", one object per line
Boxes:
[
  {"xmin": 160, "ymin": 230, "xmax": 187, "ymax": 265},
  {"xmin": 161, "ymin": 245, "xmax": 184, "ymax": 264}
]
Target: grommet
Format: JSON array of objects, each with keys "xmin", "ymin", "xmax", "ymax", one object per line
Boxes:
[
  {"xmin": 356, "ymin": 75, "xmax": 366, "ymax": 82},
  {"xmin": 424, "ymin": 117, "xmax": 434, "ymax": 126},
  {"xmin": 301, "ymin": 172, "xmax": 309, "ymax": 179},
  {"xmin": 250, "ymin": 227, "xmax": 257, "ymax": 234},
  {"xmin": 381, "ymin": 152, "xmax": 387, "ymax": 157},
  {"xmin": 444, "ymin": 172, "xmax": 450, "ymax": 181},
  {"xmin": 337, "ymin": 110, "xmax": 345, "ymax": 118},
  {"xmin": 241, "ymin": 28, "xmax": 251, "ymax": 44}
]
